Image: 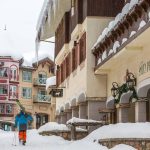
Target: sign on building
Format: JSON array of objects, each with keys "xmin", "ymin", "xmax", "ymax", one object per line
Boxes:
[{"xmin": 50, "ymin": 89, "xmax": 63, "ymax": 97}]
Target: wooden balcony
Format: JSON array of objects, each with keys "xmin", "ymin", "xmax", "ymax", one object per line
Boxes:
[{"xmin": 33, "ymin": 95, "xmax": 51, "ymax": 104}]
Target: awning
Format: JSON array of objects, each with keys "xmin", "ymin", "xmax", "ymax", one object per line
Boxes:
[
  {"xmin": 120, "ymin": 91, "xmax": 133, "ymax": 104},
  {"xmin": 77, "ymin": 93, "xmax": 86, "ymax": 103},
  {"xmin": 106, "ymin": 96, "xmax": 115, "ymax": 109},
  {"xmin": 36, "ymin": 0, "xmax": 71, "ymax": 41},
  {"xmin": 46, "ymin": 76, "xmax": 56, "ymax": 90},
  {"xmin": 71, "ymin": 98, "xmax": 77, "ymax": 107},
  {"xmin": 65, "ymin": 102, "xmax": 70, "ymax": 110},
  {"xmin": 137, "ymin": 78, "xmax": 150, "ymax": 97}
]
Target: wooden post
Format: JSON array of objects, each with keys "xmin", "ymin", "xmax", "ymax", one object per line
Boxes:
[{"xmin": 71, "ymin": 125, "xmax": 76, "ymax": 140}]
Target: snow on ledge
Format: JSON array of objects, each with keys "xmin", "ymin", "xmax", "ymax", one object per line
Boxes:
[
  {"xmin": 67, "ymin": 117, "xmax": 101, "ymax": 124},
  {"xmin": 46, "ymin": 76, "xmax": 56, "ymax": 90},
  {"xmin": 149, "ymin": 11, "xmax": 150, "ymax": 20},
  {"xmin": 129, "ymin": 31, "xmax": 136, "ymax": 37},
  {"xmin": 122, "ymin": 38, "xmax": 127, "ymax": 44},
  {"xmin": 97, "ymin": 58, "xmax": 102, "ymax": 65},
  {"xmin": 110, "ymin": 144, "xmax": 136, "ymax": 150},
  {"xmin": 113, "ymin": 41, "xmax": 120, "ymax": 53},
  {"xmin": 108, "ymin": 49, "xmax": 113, "ymax": 56},
  {"xmin": 138, "ymin": 20, "xmax": 146, "ymax": 30},
  {"xmin": 38, "ymin": 122, "xmax": 87, "ymax": 133}
]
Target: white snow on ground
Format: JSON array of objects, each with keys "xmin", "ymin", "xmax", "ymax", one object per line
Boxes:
[
  {"xmin": 110, "ymin": 144, "xmax": 136, "ymax": 150},
  {"xmin": 86, "ymin": 123, "xmax": 150, "ymax": 141},
  {"xmin": 0, "ymin": 123, "xmax": 146, "ymax": 150}
]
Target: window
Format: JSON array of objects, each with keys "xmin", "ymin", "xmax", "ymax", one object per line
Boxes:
[
  {"xmin": 10, "ymin": 85, "xmax": 17, "ymax": 98},
  {"xmin": 79, "ymin": 32, "xmax": 86, "ymax": 64},
  {"xmin": 10, "ymin": 66, "xmax": 18, "ymax": 81},
  {"xmin": 6, "ymin": 104, "xmax": 13, "ymax": 114},
  {"xmin": 38, "ymin": 73, "xmax": 47, "ymax": 84},
  {"xmin": 0, "ymin": 104, "xmax": 5, "ymax": 114},
  {"xmin": 22, "ymin": 71, "xmax": 32, "ymax": 82},
  {"xmin": 72, "ymin": 46, "xmax": 78, "ymax": 72},
  {"xmin": 22, "ymin": 87, "xmax": 32, "ymax": 99},
  {"xmin": 0, "ymin": 85, "xmax": 8, "ymax": 95},
  {"xmin": 0, "ymin": 68, "xmax": 8, "ymax": 78},
  {"xmin": 66, "ymin": 53, "xmax": 71, "ymax": 78}
]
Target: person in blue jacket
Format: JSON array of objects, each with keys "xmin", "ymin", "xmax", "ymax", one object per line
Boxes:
[{"xmin": 15, "ymin": 109, "xmax": 33, "ymax": 145}]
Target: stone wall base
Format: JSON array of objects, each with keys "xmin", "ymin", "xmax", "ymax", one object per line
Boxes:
[{"xmin": 99, "ymin": 138, "xmax": 150, "ymax": 150}]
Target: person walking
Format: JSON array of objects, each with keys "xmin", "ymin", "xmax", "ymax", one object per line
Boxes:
[{"xmin": 15, "ymin": 109, "xmax": 33, "ymax": 145}]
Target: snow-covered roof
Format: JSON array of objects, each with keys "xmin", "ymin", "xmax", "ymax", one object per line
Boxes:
[
  {"xmin": 46, "ymin": 76, "xmax": 56, "ymax": 90},
  {"xmin": 36, "ymin": 0, "xmax": 71, "ymax": 41}
]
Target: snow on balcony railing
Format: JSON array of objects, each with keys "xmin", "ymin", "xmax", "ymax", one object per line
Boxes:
[
  {"xmin": 138, "ymin": 20, "xmax": 146, "ymax": 30},
  {"xmin": 129, "ymin": 31, "xmax": 136, "ymax": 37},
  {"xmin": 102, "ymin": 51, "xmax": 107, "ymax": 61},
  {"xmin": 113, "ymin": 41, "xmax": 120, "ymax": 53},
  {"xmin": 92, "ymin": 0, "xmax": 140, "ymax": 50},
  {"xmin": 46, "ymin": 76, "xmax": 56, "ymax": 90},
  {"xmin": 108, "ymin": 49, "xmax": 113, "ymax": 56},
  {"xmin": 122, "ymin": 38, "xmax": 127, "ymax": 44}
]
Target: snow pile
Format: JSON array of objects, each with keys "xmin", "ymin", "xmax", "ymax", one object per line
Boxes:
[
  {"xmin": 110, "ymin": 144, "xmax": 136, "ymax": 150},
  {"xmin": 38, "ymin": 122, "xmax": 69, "ymax": 133},
  {"xmin": 138, "ymin": 20, "xmax": 146, "ymax": 30},
  {"xmin": 130, "ymin": 31, "xmax": 136, "ymax": 37},
  {"xmin": 149, "ymin": 11, "xmax": 150, "ymax": 20},
  {"xmin": 97, "ymin": 58, "xmax": 102, "ymax": 65},
  {"xmin": 38, "ymin": 122, "xmax": 87, "ymax": 133},
  {"xmin": 46, "ymin": 76, "xmax": 56, "ymax": 90},
  {"xmin": 67, "ymin": 117, "xmax": 101, "ymax": 124},
  {"xmin": 122, "ymin": 38, "xmax": 127, "ymax": 44},
  {"xmin": 102, "ymin": 51, "xmax": 107, "ymax": 60},
  {"xmin": 86, "ymin": 123, "xmax": 150, "ymax": 141},
  {"xmin": 113, "ymin": 41, "xmax": 120, "ymax": 53},
  {"xmin": 108, "ymin": 49, "xmax": 113, "ymax": 56}
]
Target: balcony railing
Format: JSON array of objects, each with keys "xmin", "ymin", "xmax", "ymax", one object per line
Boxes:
[
  {"xmin": 33, "ymin": 78, "xmax": 47, "ymax": 86},
  {"xmin": 33, "ymin": 95, "xmax": 51, "ymax": 103}
]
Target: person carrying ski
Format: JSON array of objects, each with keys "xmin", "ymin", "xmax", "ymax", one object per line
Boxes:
[{"xmin": 15, "ymin": 109, "xmax": 33, "ymax": 145}]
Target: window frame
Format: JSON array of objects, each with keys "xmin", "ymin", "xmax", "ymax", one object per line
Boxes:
[{"xmin": 22, "ymin": 70, "xmax": 32, "ymax": 82}]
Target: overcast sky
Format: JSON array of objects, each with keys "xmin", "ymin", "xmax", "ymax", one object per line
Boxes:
[{"xmin": 0, "ymin": 0, "xmax": 54, "ymax": 65}]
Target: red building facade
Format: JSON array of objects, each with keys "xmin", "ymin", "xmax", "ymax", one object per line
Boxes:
[{"xmin": 0, "ymin": 56, "xmax": 19, "ymax": 119}]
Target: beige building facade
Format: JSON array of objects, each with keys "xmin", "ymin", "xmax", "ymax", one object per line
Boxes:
[
  {"xmin": 36, "ymin": 0, "xmax": 126, "ymax": 131},
  {"xmin": 19, "ymin": 57, "xmax": 55, "ymax": 129}
]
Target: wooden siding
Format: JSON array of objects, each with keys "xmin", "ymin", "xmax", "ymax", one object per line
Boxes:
[
  {"xmin": 83, "ymin": 0, "xmax": 125, "ymax": 20},
  {"xmin": 55, "ymin": 12, "xmax": 70, "ymax": 58}
]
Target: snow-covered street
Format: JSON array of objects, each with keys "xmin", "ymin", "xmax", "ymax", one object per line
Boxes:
[{"xmin": 1, "ymin": 122, "xmax": 146, "ymax": 150}]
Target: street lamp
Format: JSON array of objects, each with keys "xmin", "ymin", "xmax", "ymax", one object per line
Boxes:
[
  {"xmin": 125, "ymin": 70, "xmax": 136, "ymax": 90},
  {"xmin": 111, "ymin": 82, "xmax": 119, "ymax": 98}
]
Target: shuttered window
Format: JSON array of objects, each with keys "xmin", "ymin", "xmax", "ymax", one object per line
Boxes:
[
  {"xmin": 79, "ymin": 32, "xmax": 86, "ymax": 64},
  {"xmin": 72, "ymin": 46, "xmax": 78, "ymax": 72},
  {"xmin": 66, "ymin": 53, "xmax": 71, "ymax": 78},
  {"xmin": 56, "ymin": 69, "xmax": 61, "ymax": 87}
]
